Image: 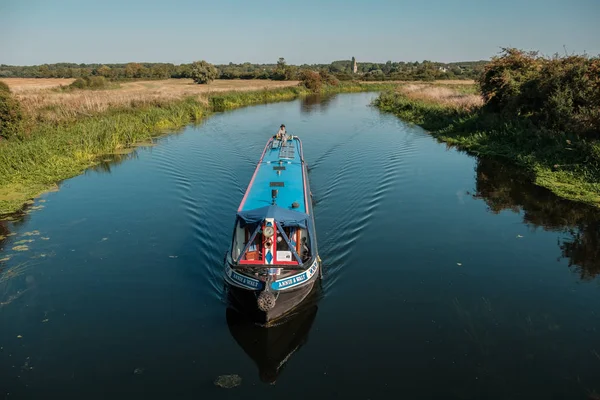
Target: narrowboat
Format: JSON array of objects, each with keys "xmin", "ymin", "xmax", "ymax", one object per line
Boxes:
[{"xmin": 225, "ymin": 133, "xmax": 320, "ymax": 324}]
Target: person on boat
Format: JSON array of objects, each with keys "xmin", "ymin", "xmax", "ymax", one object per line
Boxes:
[
  {"xmin": 276, "ymin": 124, "xmax": 287, "ymax": 147},
  {"xmin": 276, "ymin": 124, "xmax": 286, "ymax": 139}
]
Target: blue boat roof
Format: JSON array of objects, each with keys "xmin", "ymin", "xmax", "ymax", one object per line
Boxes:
[{"xmin": 238, "ymin": 137, "xmax": 307, "ymax": 214}]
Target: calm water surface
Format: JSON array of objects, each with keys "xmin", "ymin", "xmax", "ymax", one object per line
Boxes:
[{"xmin": 1, "ymin": 93, "xmax": 599, "ymax": 399}]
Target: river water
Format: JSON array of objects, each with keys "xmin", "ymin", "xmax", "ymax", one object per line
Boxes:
[{"xmin": 1, "ymin": 93, "xmax": 599, "ymax": 399}]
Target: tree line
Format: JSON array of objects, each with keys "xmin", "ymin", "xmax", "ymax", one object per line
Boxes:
[{"xmin": 0, "ymin": 58, "xmax": 486, "ymax": 81}]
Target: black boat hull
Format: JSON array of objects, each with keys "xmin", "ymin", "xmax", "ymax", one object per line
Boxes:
[{"xmin": 225, "ymin": 260, "xmax": 320, "ymax": 324}]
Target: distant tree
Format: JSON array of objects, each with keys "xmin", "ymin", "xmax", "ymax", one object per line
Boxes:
[
  {"xmin": 272, "ymin": 57, "xmax": 287, "ymax": 80},
  {"xmin": 39, "ymin": 65, "xmax": 51, "ymax": 78},
  {"xmin": 173, "ymin": 64, "xmax": 192, "ymax": 79},
  {"xmin": 190, "ymin": 60, "xmax": 219, "ymax": 84},
  {"xmin": 277, "ymin": 57, "xmax": 286, "ymax": 71},
  {"xmin": 382, "ymin": 61, "xmax": 392, "ymax": 74},
  {"xmin": 150, "ymin": 65, "xmax": 169, "ymax": 79},
  {"xmin": 284, "ymin": 65, "xmax": 299, "ymax": 80},
  {"xmin": 96, "ymin": 65, "xmax": 112, "ymax": 78},
  {"xmin": 125, "ymin": 63, "xmax": 143, "ymax": 78}
]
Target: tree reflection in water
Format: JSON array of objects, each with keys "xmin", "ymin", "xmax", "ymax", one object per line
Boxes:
[
  {"xmin": 300, "ymin": 93, "xmax": 336, "ymax": 114},
  {"xmin": 473, "ymin": 158, "xmax": 600, "ymax": 280}
]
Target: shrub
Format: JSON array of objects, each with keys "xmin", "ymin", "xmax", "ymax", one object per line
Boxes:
[
  {"xmin": 190, "ymin": 60, "xmax": 219, "ymax": 84},
  {"xmin": 365, "ymin": 70, "xmax": 386, "ymax": 81},
  {"xmin": 0, "ymin": 89, "xmax": 23, "ymax": 139},
  {"xmin": 70, "ymin": 78, "xmax": 87, "ymax": 89},
  {"xmin": 69, "ymin": 76, "xmax": 108, "ymax": 90},
  {"xmin": 299, "ymin": 70, "xmax": 322, "ymax": 92},
  {"xmin": 479, "ymin": 48, "xmax": 542, "ymax": 113},
  {"xmin": 86, "ymin": 76, "xmax": 107, "ymax": 89},
  {"xmin": 479, "ymin": 48, "xmax": 600, "ymax": 135},
  {"xmin": 534, "ymin": 56, "xmax": 600, "ymax": 134},
  {"xmin": 334, "ymin": 73, "xmax": 354, "ymax": 81},
  {"xmin": 319, "ymin": 70, "xmax": 339, "ymax": 86},
  {"xmin": 0, "ymin": 81, "xmax": 10, "ymax": 93}
]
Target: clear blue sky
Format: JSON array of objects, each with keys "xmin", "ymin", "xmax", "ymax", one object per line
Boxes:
[{"xmin": 1, "ymin": 0, "xmax": 598, "ymax": 65}]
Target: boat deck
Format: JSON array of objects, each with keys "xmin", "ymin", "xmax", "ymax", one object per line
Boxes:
[{"xmin": 239, "ymin": 137, "xmax": 307, "ymax": 213}]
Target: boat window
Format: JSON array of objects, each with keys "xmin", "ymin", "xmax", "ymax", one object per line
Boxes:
[
  {"xmin": 232, "ymin": 220, "xmax": 263, "ymax": 262},
  {"xmin": 231, "ymin": 219, "xmax": 245, "ymax": 260},
  {"xmin": 233, "ymin": 221, "xmax": 310, "ymax": 264},
  {"xmin": 275, "ymin": 226, "xmax": 299, "ymax": 263},
  {"xmin": 242, "ymin": 227, "xmax": 263, "ymax": 261}
]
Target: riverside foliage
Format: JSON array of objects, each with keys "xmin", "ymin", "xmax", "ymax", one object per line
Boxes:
[
  {"xmin": 0, "ymin": 82, "xmax": 22, "ymax": 140},
  {"xmin": 375, "ymin": 49, "xmax": 600, "ymax": 206}
]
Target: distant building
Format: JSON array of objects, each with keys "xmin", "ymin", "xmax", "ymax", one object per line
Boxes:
[
  {"xmin": 352, "ymin": 57, "xmax": 358, "ymax": 74},
  {"xmin": 438, "ymin": 66, "xmax": 448, "ymax": 73}
]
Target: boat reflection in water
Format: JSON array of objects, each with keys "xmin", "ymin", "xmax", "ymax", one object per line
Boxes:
[{"xmin": 225, "ymin": 286, "xmax": 320, "ymax": 384}]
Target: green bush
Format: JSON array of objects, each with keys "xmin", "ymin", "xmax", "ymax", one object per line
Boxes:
[
  {"xmin": 334, "ymin": 73, "xmax": 354, "ymax": 81},
  {"xmin": 87, "ymin": 76, "xmax": 108, "ymax": 89},
  {"xmin": 70, "ymin": 78, "xmax": 87, "ymax": 89},
  {"xmin": 190, "ymin": 60, "xmax": 219, "ymax": 84},
  {"xmin": 479, "ymin": 48, "xmax": 600, "ymax": 135},
  {"xmin": 68, "ymin": 76, "xmax": 108, "ymax": 90},
  {"xmin": 319, "ymin": 70, "xmax": 339, "ymax": 86},
  {"xmin": 0, "ymin": 81, "xmax": 10, "ymax": 93},
  {"xmin": 299, "ymin": 70, "xmax": 322, "ymax": 92},
  {"xmin": 0, "ymin": 90, "xmax": 23, "ymax": 139}
]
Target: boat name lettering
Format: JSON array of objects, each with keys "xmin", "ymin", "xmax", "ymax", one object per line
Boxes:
[
  {"xmin": 272, "ymin": 259, "xmax": 319, "ymax": 290},
  {"xmin": 279, "ymin": 275, "xmax": 306, "ymax": 288},
  {"xmin": 227, "ymin": 266, "xmax": 261, "ymax": 289},
  {"xmin": 233, "ymin": 274, "xmax": 260, "ymax": 288}
]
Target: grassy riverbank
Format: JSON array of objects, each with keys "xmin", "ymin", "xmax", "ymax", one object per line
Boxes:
[
  {"xmin": 375, "ymin": 85, "xmax": 600, "ymax": 206},
  {"xmin": 0, "ymin": 81, "xmax": 396, "ymax": 215}
]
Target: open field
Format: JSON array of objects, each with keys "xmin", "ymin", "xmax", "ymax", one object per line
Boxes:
[
  {"xmin": 0, "ymin": 78, "xmax": 301, "ymax": 122},
  {"xmin": 0, "ymin": 78, "xmax": 76, "ymax": 92},
  {"xmin": 0, "ymin": 78, "xmax": 300, "ymax": 93}
]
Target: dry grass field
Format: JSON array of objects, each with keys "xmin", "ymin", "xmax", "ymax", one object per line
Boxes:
[
  {"xmin": 399, "ymin": 83, "xmax": 483, "ymax": 110},
  {"xmin": 0, "ymin": 77, "xmax": 477, "ymax": 122},
  {"xmin": 0, "ymin": 78, "xmax": 76, "ymax": 93},
  {"xmin": 0, "ymin": 78, "xmax": 300, "ymax": 121}
]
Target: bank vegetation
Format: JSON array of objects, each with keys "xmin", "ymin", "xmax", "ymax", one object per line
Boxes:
[
  {"xmin": 375, "ymin": 48, "xmax": 600, "ymax": 206},
  {"xmin": 0, "ymin": 77, "xmax": 395, "ymax": 215}
]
